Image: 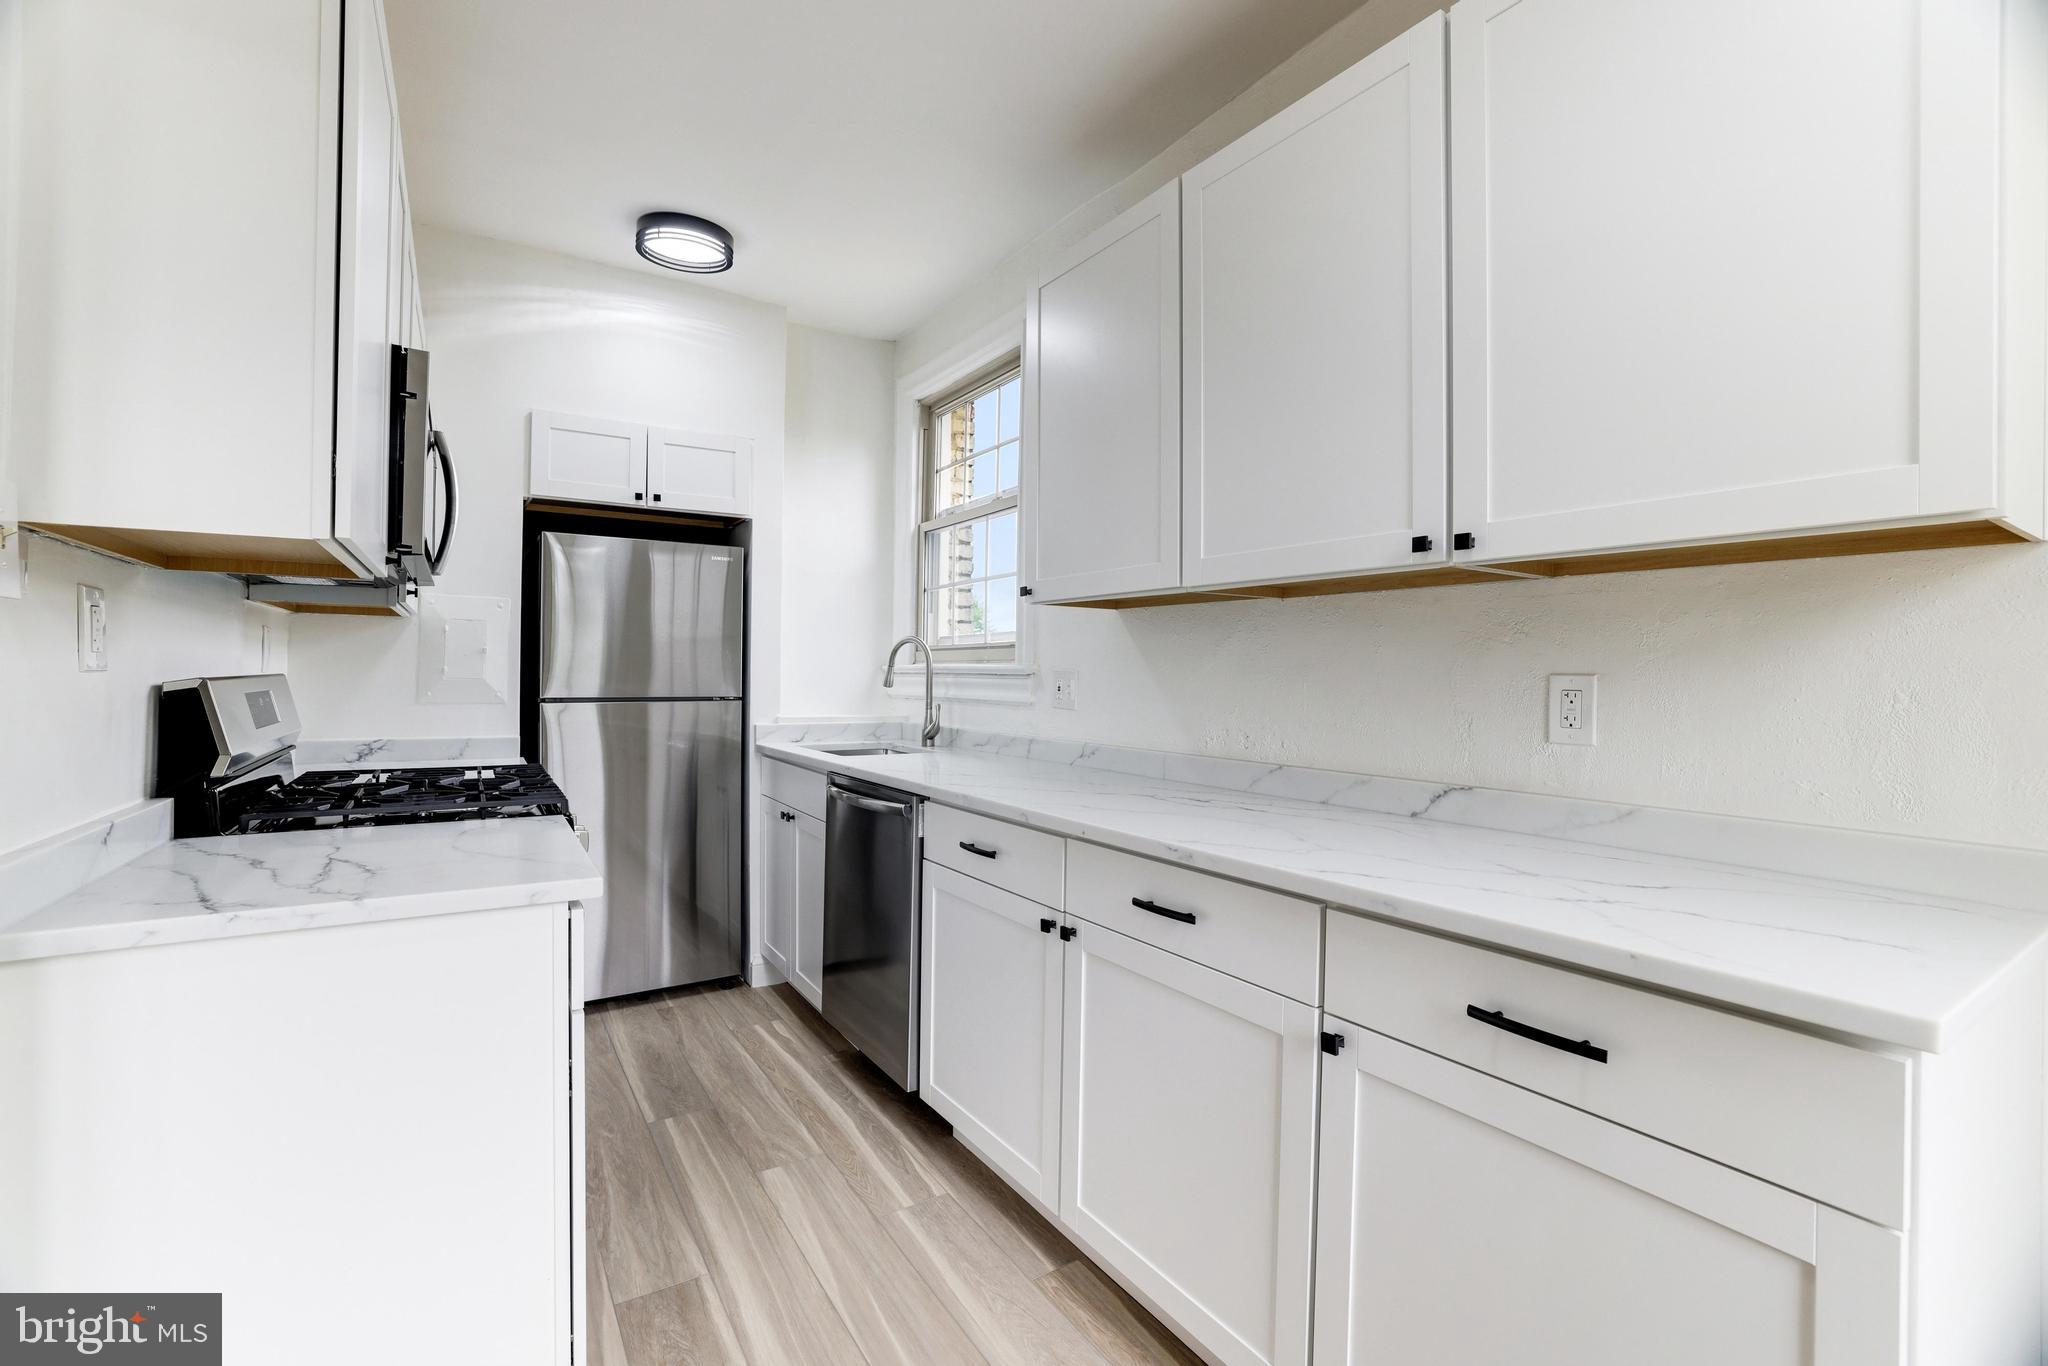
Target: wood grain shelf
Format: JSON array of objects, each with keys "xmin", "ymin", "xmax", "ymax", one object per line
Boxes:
[{"xmin": 1047, "ymin": 520, "xmax": 2032, "ymax": 610}]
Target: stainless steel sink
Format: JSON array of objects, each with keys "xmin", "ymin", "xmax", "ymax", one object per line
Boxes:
[{"xmin": 806, "ymin": 741, "xmax": 919, "ymax": 757}]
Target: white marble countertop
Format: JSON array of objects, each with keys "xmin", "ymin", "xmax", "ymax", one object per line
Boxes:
[
  {"xmin": 759, "ymin": 739, "xmax": 2048, "ymax": 1051},
  {"xmin": 0, "ymin": 817, "xmax": 602, "ymax": 964}
]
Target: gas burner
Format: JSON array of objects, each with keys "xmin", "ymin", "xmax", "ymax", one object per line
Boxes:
[{"xmin": 232, "ymin": 763, "xmax": 572, "ymax": 833}]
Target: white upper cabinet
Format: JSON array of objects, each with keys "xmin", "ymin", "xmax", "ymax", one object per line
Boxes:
[
  {"xmin": 1314, "ymin": 1026, "xmax": 1903, "ymax": 1366},
  {"xmin": 1024, "ymin": 182, "xmax": 1182, "ymax": 602},
  {"xmin": 333, "ymin": 0, "xmax": 402, "ymax": 577},
  {"xmin": 7, "ymin": 0, "xmax": 420, "ymax": 581},
  {"xmin": 1181, "ymin": 13, "xmax": 1449, "ymax": 588},
  {"xmin": 648, "ymin": 429, "xmax": 754, "ymax": 518},
  {"xmin": 528, "ymin": 413, "xmax": 754, "ymax": 518},
  {"xmin": 529, "ymin": 412, "xmax": 649, "ymax": 506},
  {"xmin": 1448, "ymin": 0, "xmax": 2044, "ymax": 563}
]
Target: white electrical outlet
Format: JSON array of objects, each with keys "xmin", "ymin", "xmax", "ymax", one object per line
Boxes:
[
  {"xmin": 1051, "ymin": 668, "xmax": 1078, "ymax": 711},
  {"xmin": 0, "ymin": 476, "xmax": 22, "ymax": 600},
  {"xmin": 1548, "ymin": 673, "xmax": 1596, "ymax": 745},
  {"xmin": 77, "ymin": 584, "xmax": 109, "ymax": 672}
]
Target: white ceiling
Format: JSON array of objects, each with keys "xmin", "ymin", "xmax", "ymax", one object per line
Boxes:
[{"xmin": 385, "ymin": 0, "xmax": 1365, "ymax": 338}]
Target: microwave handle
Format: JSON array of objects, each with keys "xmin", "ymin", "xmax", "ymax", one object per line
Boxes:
[{"xmin": 428, "ymin": 426, "xmax": 458, "ymax": 576}]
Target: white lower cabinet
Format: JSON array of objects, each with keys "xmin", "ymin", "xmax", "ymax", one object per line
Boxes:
[
  {"xmin": 790, "ymin": 807, "xmax": 825, "ymax": 1008},
  {"xmin": 1313, "ymin": 1024, "xmax": 1903, "ymax": 1366},
  {"xmin": 758, "ymin": 796, "xmax": 824, "ymax": 1007},
  {"xmin": 1059, "ymin": 920, "xmax": 1319, "ymax": 1366},
  {"xmin": 918, "ymin": 863, "xmax": 1065, "ymax": 1205}
]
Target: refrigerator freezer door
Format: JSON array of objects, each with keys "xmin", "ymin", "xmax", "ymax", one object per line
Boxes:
[
  {"xmin": 539, "ymin": 533, "xmax": 745, "ymax": 700},
  {"xmin": 541, "ymin": 700, "xmax": 743, "ymax": 999}
]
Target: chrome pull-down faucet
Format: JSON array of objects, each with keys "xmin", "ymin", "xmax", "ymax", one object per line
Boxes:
[{"xmin": 882, "ymin": 635, "xmax": 941, "ymax": 747}]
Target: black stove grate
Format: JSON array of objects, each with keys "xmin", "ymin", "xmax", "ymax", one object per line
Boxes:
[{"xmin": 234, "ymin": 763, "xmax": 572, "ymax": 833}]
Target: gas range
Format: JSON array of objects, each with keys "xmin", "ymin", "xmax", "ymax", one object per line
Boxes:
[
  {"xmin": 154, "ymin": 675, "xmax": 573, "ymax": 839},
  {"xmin": 235, "ymin": 764, "xmax": 572, "ymax": 834}
]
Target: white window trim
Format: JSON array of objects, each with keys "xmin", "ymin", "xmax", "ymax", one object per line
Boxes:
[
  {"xmin": 918, "ymin": 362, "xmax": 1022, "ymax": 661},
  {"xmin": 892, "ymin": 308, "xmax": 1035, "ymax": 706}
]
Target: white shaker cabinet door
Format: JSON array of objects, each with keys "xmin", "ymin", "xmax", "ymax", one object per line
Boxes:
[
  {"xmin": 648, "ymin": 428, "xmax": 754, "ymax": 518},
  {"xmin": 529, "ymin": 411, "xmax": 648, "ymax": 507},
  {"xmin": 1025, "ymin": 181, "xmax": 1182, "ymax": 602},
  {"xmin": 1059, "ymin": 921, "xmax": 1318, "ymax": 1366},
  {"xmin": 790, "ymin": 809, "xmax": 826, "ymax": 1009},
  {"xmin": 1313, "ymin": 1025, "xmax": 1904, "ymax": 1366},
  {"xmin": 1182, "ymin": 13, "xmax": 1448, "ymax": 588},
  {"xmin": 757, "ymin": 796, "xmax": 796, "ymax": 986},
  {"xmin": 919, "ymin": 863, "xmax": 1064, "ymax": 1205},
  {"xmin": 1447, "ymin": 0, "xmax": 2006, "ymax": 562},
  {"xmin": 332, "ymin": 0, "xmax": 404, "ymax": 576}
]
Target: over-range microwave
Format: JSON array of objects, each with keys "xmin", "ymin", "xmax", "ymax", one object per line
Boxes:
[
  {"xmin": 245, "ymin": 343, "xmax": 458, "ymax": 612},
  {"xmin": 388, "ymin": 343, "xmax": 457, "ymax": 587}
]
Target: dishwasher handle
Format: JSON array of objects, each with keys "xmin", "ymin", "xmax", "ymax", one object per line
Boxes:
[{"xmin": 830, "ymin": 788, "xmax": 915, "ymax": 817}]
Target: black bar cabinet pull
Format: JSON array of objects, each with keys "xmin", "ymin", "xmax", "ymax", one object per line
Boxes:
[
  {"xmin": 1466, "ymin": 1005, "xmax": 1608, "ymax": 1064},
  {"xmin": 958, "ymin": 840, "xmax": 998, "ymax": 859},
  {"xmin": 1039, "ymin": 918, "xmax": 1056, "ymax": 934},
  {"xmin": 1130, "ymin": 896, "xmax": 1196, "ymax": 925}
]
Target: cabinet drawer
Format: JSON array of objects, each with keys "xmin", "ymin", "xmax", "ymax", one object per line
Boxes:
[
  {"xmin": 1324, "ymin": 911, "xmax": 1910, "ymax": 1229},
  {"xmin": 763, "ymin": 760, "xmax": 827, "ymax": 822},
  {"xmin": 924, "ymin": 805, "xmax": 1064, "ymax": 909},
  {"xmin": 1066, "ymin": 842, "xmax": 1320, "ymax": 1004}
]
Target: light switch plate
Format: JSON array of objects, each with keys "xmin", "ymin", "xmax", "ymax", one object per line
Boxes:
[
  {"xmin": 77, "ymin": 584, "xmax": 108, "ymax": 671},
  {"xmin": 0, "ymin": 476, "xmax": 22, "ymax": 600},
  {"xmin": 1548, "ymin": 673, "xmax": 1596, "ymax": 745}
]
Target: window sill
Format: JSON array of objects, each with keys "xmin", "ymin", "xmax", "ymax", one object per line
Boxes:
[{"xmin": 889, "ymin": 663, "xmax": 1036, "ymax": 706}]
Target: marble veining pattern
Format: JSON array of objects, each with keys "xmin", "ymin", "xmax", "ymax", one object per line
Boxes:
[
  {"xmin": 0, "ymin": 800, "xmax": 173, "ymax": 921},
  {"xmin": 759, "ymin": 721, "xmax": 2048, "ymax": 911},
  {"xmin": 758, "ymin": 737, "xmax": 2048, "ymax": 1051},
  {"xmin": 0, "ymin": 818, "xmax": 602, "ymax": 964}
]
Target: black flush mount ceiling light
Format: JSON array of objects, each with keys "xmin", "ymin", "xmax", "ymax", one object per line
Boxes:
[{"xmin": 635, "ymin": 211, "xmax": 735, "ymax": 274}]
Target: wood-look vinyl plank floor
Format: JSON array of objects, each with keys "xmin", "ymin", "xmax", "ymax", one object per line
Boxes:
[
  {"xmin": 658, "ymin": 1107, "xmax": 866, "ymax": 1366},
  {"xmin": 603, "ymin": 990, "xmax": 714, "ymax": 1122},
  {"xmin": 736, "ymin": 1018, "xmax": 946, "ymax": 1216},
  {"xmin": 585, "ymin": 1013, "xmax": 709, "ymax": 1301},
  {"xmin": 613, "ymin": 1277, "xmax": 749, "ymax": 1366},
  {"xmin": 761, "ymin": 1154, "xmax": 987, "ymax": 1366},
  {"xmin": 662, "ymin": 987, "xmax": 821, "ymax": 1169},
  {"xmin": 586, "ymin": 1247, "xmax": 631, "ymax": 1366},
  {"xmin": 590, "ymin": 986, "xmax": 1189, "ymax": 1366},
  {"xmin": 1035, "ymin": 1259, "xmax": 1204, "ymax": 1366},
  {"xmin": 889, "ymin": 1194, "xmax": 1112, "ymax": 1366}
]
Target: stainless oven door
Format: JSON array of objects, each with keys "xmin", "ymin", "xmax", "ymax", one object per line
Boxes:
[{"xmin": 823, "ymin": 777, "xmax": 921, "ymax": 1091}]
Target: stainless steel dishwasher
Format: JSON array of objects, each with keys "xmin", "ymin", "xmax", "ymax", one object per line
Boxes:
[{"xmin": 822, "ymin": 775, "xmax": 922, "ymax": 1091}]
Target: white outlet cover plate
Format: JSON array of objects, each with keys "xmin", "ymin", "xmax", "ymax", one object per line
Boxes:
[
  {"xmin": 1548, "ymin": 673, "xmax": 1596, "ymax": 745},
  {"xmin": 77, "ymin": 584, "xmax": 108, "ymax": 672},
  {"xmin": 1051, "ymin": 668, "xmax": 1078, "ymax": 711}
]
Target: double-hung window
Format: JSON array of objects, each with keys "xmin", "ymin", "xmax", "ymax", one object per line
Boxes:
[{"xmin": 918, "ymin": 363, "xmax": 1022, "ymax": 662}]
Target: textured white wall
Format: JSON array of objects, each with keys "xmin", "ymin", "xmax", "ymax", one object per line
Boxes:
[
  {"xmin": 782, "ymin": 325, "xmax": 898, "ymax": 717},
  {"xmin": 288, "ymin": 226, "xmax": 792, "ymax": 741},
  {"xmin": 933, "ymin": 545, "xmax": 2048, "ymax": 848},
  {"xmin": 889, "ymin": 0, "xmax": 2048, "ymax": 851},
  {"xmin": 0, "ymin": 536, "xmax": 274, "ymax": 854}
]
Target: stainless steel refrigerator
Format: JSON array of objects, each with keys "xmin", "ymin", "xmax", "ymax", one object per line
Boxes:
[{"xmin": 537, "ymin": 531, "xmax": 745, "ymax": 1000}]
